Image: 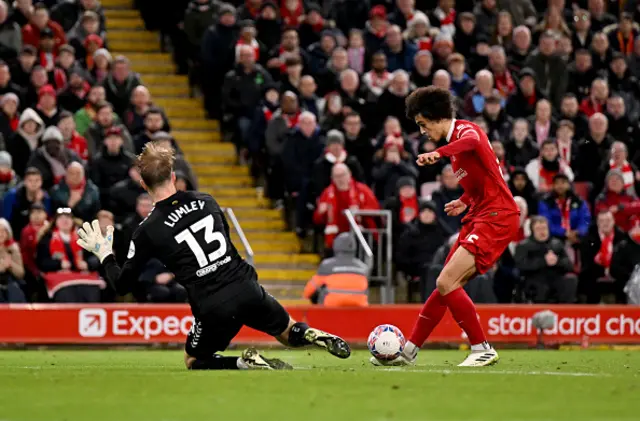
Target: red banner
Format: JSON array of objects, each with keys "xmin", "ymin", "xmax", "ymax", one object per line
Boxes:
[{"xmin": 2, "ymin": 304, "xmax": 640, "ymax": 345}]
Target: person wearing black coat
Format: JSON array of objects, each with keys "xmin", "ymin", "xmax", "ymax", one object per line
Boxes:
[
  {"xmin": 108, "ymin": 169, "xmax": 146, "ymax": 222},
  {"xmin": 508, "ymin": 167, "xmax": 539, "ymax": 215},
  {"xmin": 514, "ymin": 216, "xmax": 577, "ymax": 303},
  {"xmin": 310, "ymin": 130, "xmax": 364, "ymax": 203},
  {"xmin": 280, "ymin": 112, "xmax": 324, "ymax": 237},
  {"xmin": 579, "ymin": 210, "xmax": 627, "ymax": 304},
  {"xmin": 371, "ymin": 143, "xmax": 418, "ymax": 202},
  {"xmin": 89, "ymin": 127, "xmax": 135, "ymax": 208},
  {"xmin": 610, "ymin": 226, "xmax": 640, "ymax": 302},
  {"xmin": 482, "ymin": 95, "xmax": 513, "ymax": 142},
  {"xmin": 575, "ymin": 114, "xmax": 613, "ymax": 191},
  {"xmin": 26, "ymin": 127, "xmax": 82, "ymax": 191},
  {"xmin": 255, "ymin": 2, "xmax": 282, "ymax": 53},
  {"xmin": 504, "ymin": 120, "xmax": 539, "ymax": 169},
  {"xmin": 342, "ymin": 112, "xmax": 375, "ymax": 184},
  {"xmin": 566, "ymin": 49, "xmax": 599, "ymax": 101},
  {"xmin": 395, "ymin": 200, "xmax": 450, "ymax": 302},
  {"xmin": 431, "ymin": 164, "xmax": 465, "ymax": 233},
  {"xmin": 331, "ymin": 0, "xmax": 371, "ymax": 36},
  {"xmin": 506, "ymin": 67, "xmax": 546, "ymax": 118}
]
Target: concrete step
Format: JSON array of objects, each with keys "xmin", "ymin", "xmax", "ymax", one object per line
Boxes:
[
  {"xmin": 148, "ymin": 85, "xmax": 190, "ymax": 97},
  {"xmin": 164, "ymin": 107, "xmax": 206, "ymax": 119},
  {"xmin": 197, "ymin": 175, "xmax": 252, "ymax": 187},
  {"xmin": 139, "ymin": 74, "xmax": 188, "ymax": 85},
  {"xmin": 172, "ymin": 131, "xmax": 221, "ymax": 143},
  {"xmin": 230, "ymin": 231, "xmax": 296, "ymax": 242},
  {"xmin": 253, "ymin": 254, "xmax": 320, "ymax": 265},
  {"xmin": 118, "ymin": 52, "xmax": 170, "ymax": 62},
  {"xmin": 154, "ymin": 98, "xmax": 204, "ymax": 109},
  {"xmin": 131, "ymin": 61, "xmax": 174, "ymax": 74},
  {"xmin": 109, "ymin": 39, "xmax": 158, "ymax": 52},
  {"xmin": 256, "ymin": 268, "xmax": 316, "ymax": 282},
  {"xmin": 104, "ymin": 9, "xmax": 139, "ymax": 19},
  {"xmin": 225, "ymin": 208, "xmax": 282, "ymax": 220},
  {"xmin": 102, "ymin": 0, "xmax": 132, "ymax": 8},
  {"xmin": 204, "ymin": 186, "xmax": 258, "ymax": 197},
  {"xmin": 217, "ymin": 197, "xmax": 266, "ymax": 208},
  {"xmin": 106, "ymin": 17, "xmax": 145, "ymax": 30},
  {"xmin": 231, "ymin": 219, "xmax": 285, "ymax": 230},
  {"xmin": 180, "ymin": 142, "xmax": 231, "ymax": 153},
  {"xmin": 170, "ymin": 118, "xmax": 219, "ymax": 130},
  {"xmin": 235, "ymin": 241, "xmax": 300, "ymax": 254},
  {"xmin": 186, "ymin": 165, "xmax": 247, "ymax": 176},
  {"xmin": 107, "ymin": 31, "xmax": 158, "ymax": 42}
]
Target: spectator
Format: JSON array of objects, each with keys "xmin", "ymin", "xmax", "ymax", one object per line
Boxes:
[
  {"xmin": 383, "ymin": 176, "xmax": 422, "ymax": 241},
  {"xmin": 346, "ymin": 29, "xmax": 366, "ymax": 75},
  {"xmin": 337, "ymin": 69, "xmax": 367, "ymax": 121},
  {"xmin": 526, "ymin": 140, "xmax": 574, "ymax": 192},
  {"xmin": 464, "ymin": 69, "xmax": 497, "ymax": 118},
  {"xmin": 3, "ymin": 167, "xmax": 51, "ymax": 238},
  {"xmin": 607, "ymin": 52, "xmax": 640, "ymax": 102},
  {"xmin": 525, "ymin": 30, "xmax": 568, "ymax": 108},
  {"xmin": 331, "ymin": 0, "xmax": 370, "ymax": 37},
  {"xmin": 0, "ymin": 62, "xmax": 23, "ymax": 108},
  {"xmin": 538, "ymin": 173, "xmax": 591, "ymax": 243},
  {"xmin": 68, "ymin": 11, "xmax": 105, "ymax": 60},
  {"xmin": 610, "ymin": 223, "xmax": 640, "ymax": 300},
  {"xmin": 528, "ymin": 99, "xmax": 556, "ymax": 145},
  {"xmin": 377, "ymin": 70, "xmax": 413, "ymax": 134},
  {"xmin": 221, "ymin": 44, "xmax": 273, "ymax": 156},
  {"xmin": 36, "ymin": 208, "xmax": 102, "ymax": 302},
  {"xmin": 508, "ymin": 167, "xmax": 539, "ymax": 215},
  {"xmin": 362, "ymin": 51, "xmax": 392, "ymax": 98},
  {"xmin": 403, "ymin": 11, "xmax": 432, "ymax": 52},
  {"xmin": 302, "ymin": 232, "xmax": 370, "ymax": 306},
  {"xmin": 0, "ymin": 218, "xmax": 25, "ymax": 302},
  {"xmin": 579, "ymin": 78, "xmax": 609, "ymax": 117},
  {"xmin": 534, "ymin": 6, "xmax": 571, "ymax": 40},
  {"xmin": 504, "ymin": 118, "xmax": 539, "ymax": 168},
  {"xmin": 567, "ymin": 49, "xmax": 598, "ymax": 101},
  {"xmin": 448, "ymin": 53, "xmax": 473, "ymax": 99},
  {"xmin": 595, "ymin": 169, "xmax": 640, "ymax": 232},
  {"xmin": 313, "ymin": 163, "xmax": 379, "ymax": 253},
  {"xmin": 265, "ymin": 28, "xmax": 308, "ymax": 82},
  {"xmin": 8, "ymin": 0, "xmax": 32, "ymax": 28},
  {"xmin": 152, "ymin": 132, "xmax": 198, "ymax": 190},
  {"xmin": 315, "ymin": 47, "xmax": 349, "ymax": 97},
  {"xmin": 575, "ymin": 113, "xmax": 613, "ymax": 188},
  {"xmin": 558, "ymin": 93, "xmax": 589, "ymax": 139},
  {"xmin": 280, "ymin": 0, "xmax": 304, "ymax": 28},
  {"xmin": 307, "ymin": 31, "xmax": 336, "ymax": 75},
  {"xmin": 120, "ymin": 192, "xmax": 153, "ymax": 250},
  {"xmin": 247, "ymin": 82, "xmax": 280, "ymax": 171},
  {"xmin": 280, "ymin": 55, "xmax": 303, "ymax": 98},
  {"xmin": 58, "ymin": 111, "xmax": 89, "ymax": 163},
  {"xmin": 298, "ymin": 75, "xmax": 322, "ymax": 119},
  {"xmin": 506, "ymin": 67, "xmax": 543, "ymax": 118},
  {"xmin": 51, "ymin": 0, "xmax": 106, "ymax": 34},
  {"xmin": 580, "ymin": 209, "xmax": 626, "ymax": 303},
  {"xmin": 410, "ymin": 50, "xmax": 434, "ymax": 88},
  {"xmin": 605, "ymin": 141, "xmax": 639, "ymax": 196},
  {"xmin": 26, "ymin": 126, "xmax": 82, "ymax": 190},
  {"xmin": 19, "ymin": 202, "xmax": 49, "ymax": 295},
  {"xmin": 630, "ymin": 38, "xmax": 640, "ymax": 78},
  {"xmin": 184, "ymin": 0, "xmax": 218, "ymax": 68},
  {"xmin": 74, "ymin": 84, "xmax": 106, "ymax": 136},
  {"xmin": 482, "ymin": 92, "xmax": 512, "ymax": 142},
  {"xmin": 489, "ymin": 46, "xmax": 517, "ymax": 99},
  {"xmin": 57, "ymin": 69, "xmax": 91, "ymax": 114},
  {"xmin": 200, "ymin": 3, "xmax": 239, "ymax": 119},
  {"xmin": 89, "ymin": 127, "xmax": 135, "ymax": 207},
  {"xmin": 430, "ymin": 164, "xmax": 464, "ymax": 232},
  {"xmin": 454, "ymin": 12, "xmax": 477, "ymax": 59},
  {"xmin": 492, "ymin": 10, "xmax": 514, "ymax": 48},
  {"xmin": 588, "ymin": 0, "xmax": 616, "ymax": 33},
  {"xmin": 311, "ymin": 130, "xmax": 364, "ymax": 202},
  {"xmin": 255, "ymin": 1, "xmax": 281, "ymax": 53},
  {"xmin": 35, "ymin": 84, "xmax": 61, "ymax": 127},
  {"xmin": 0, "ymin": 1, "xmax": 22, "ymax": 60},
  {"xmin": 606, "ymin": 96, "xmax": 640, "ymax": 155},
  {"xmin": 138, "ymin": 258, "xmax": 188, "ymax": 303},
  {"xmin": 555, "ymin": 120, "xmax": 579, "ymax": 170},
  {"xmin": 382, "ymin": 24, "xmax": 418, "ymax": 72},
  {"xmin": 21, "ymin": 4, "xmax": 66, "ymax": 53},
  {"xmin": 431, "ymin": 32, "xmax": 455, "ymax": 69},
  {"xmin": 108, "ymin": 167, "xmax": 145, "ymax": 221},
  {"xmin": 395, "ymin": 200, "xmax": 449, "ymax": 301},
  {"xmin": 57, "ymin": 44, "xmax": 79, "ymax": 77},
  {"xmin": 364, "ymin": 6, "xmax": 389, "ymax": 54},
  {"xmin": 571, "ymin": 9, "xmax": 593, "ymax": 53},
  {"xmin": 102, "ymin": 56, "xmax": 141, "ymax": 117},
  {"xmin": 474, "ymin": 0, "xmax": 498, "ymax": 41},
  {"xmin": 372, "ymin": 136, "xmax": 418, "ymax": 201},
  {"xmin": 508, "ymin": 25, "xmax": 532, "ymax": 74},
  {"xmin": 608, "ymin": 12, "xmax": 637, "ymax": 56},
  {"xmin": 50, "ymin": 161, "xmax": 100, "ymax": 222},
  {"xmin": 234, "ymin": 19, "xmax": 263, "ymax": 64},
  {"xmin": 87, "ymin": 47, "xmax": 111, "ymax": 84},
  {"xmin": 0, "ymin": 151, "xmax": 18, "ymax": 197},
  {"xmin": 514, "ymin": 215, "xmax": 577, "ymax": 303},
  {"xmin": 0, "ymin": 93, "xmax": 19, "ymax": 142},
  {"xmin": 7, "ymin": 108, "xmax": 44, "ymax": 177},
  {"xmin": 342, "ymin": 112, "xmax": 374, "ymax": 182},
  {"xmin": 591, "ymin": 31, "xmax": 613, "ymax": 72},
  {"xmin": 86, "ymin": 101, "xmax": 133, "ymax": 157},
  {"xmin": 281, "ymin": 111, "xmax": 324, "ymax": 237}
]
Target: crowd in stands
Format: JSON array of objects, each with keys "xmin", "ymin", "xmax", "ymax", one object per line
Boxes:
[
  {"xmin": 0, "ymin": 0, "xmax": 196, "ymax": 304},
  {"xmin": 143, "ymin": 0, "xmax": 640, "ymax": 305}
]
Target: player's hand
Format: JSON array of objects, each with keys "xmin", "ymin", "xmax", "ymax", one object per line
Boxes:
[
  {"xmin": 155, "ymin": 272, "xmax": 173, "ymax": 285},
  {"xmin": 77, "ymin": 220, "xmax": 114, "ymax": 263},
  {"xmin": 545, "ymin": 250, "xmax": 558, "ymax": 266},
  {"xmin": 416, "ymin": 151, "xmax": 441, "ymax": 166},
  {"xmin": 77, "ymin": 260, "xmax": 88, "ymax": 271},
  {"xmin": 444, "ymin": 199, "xmax": 467, "ymax": 216}
]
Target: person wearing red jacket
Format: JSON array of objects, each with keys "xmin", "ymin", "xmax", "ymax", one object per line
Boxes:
[
  {"xmin": 595, "ymin": 169, "xmax": 640, "ymax": 232},
  {"xmin": 313, "ymin": 163, "xmax": 379, "ymax": 254},
  {"xmin": 57, "ymin": 111, "xmax": 89, "ymax": 162},
  {"xmin": 21, "ymin": 4, "xmax": 66, "ymax": 54}
]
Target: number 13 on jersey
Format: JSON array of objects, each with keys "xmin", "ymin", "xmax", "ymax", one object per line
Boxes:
[{"xmin": 175, "ymin": 214, "xmax": 227, "ymax": 268}]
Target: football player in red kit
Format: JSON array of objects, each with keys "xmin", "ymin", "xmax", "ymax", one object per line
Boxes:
[{"xmin": 374, "ymin": 86, "xmax": 520, "ymax": 367}]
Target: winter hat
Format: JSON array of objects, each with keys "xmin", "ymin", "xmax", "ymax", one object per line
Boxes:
[
  {"xmin": 408, "ymin": 11, "xmax": 430, "ymax": 29},
  {"xmin": 519, "ymin": 67, "xmax": 536, "ymax": 81},
  {"xmin": 326, "ymin": 129, "xmax": 345, "ymax": 146},
  {"xmin": 396, "ymin": 176, "xmax": 416, "ymax": 190},
  {"xmin": 605, "ymin": 168, "xmax": 625, "ymax": 184},
  {"xmin": 43, "ymin": 126, "xmax": 63, "ymax": 143},
  {"xmin": 369, "ymin": 5, "xmax": 387, "ymax": 20},
  {"xmin": 105, "ymin": 126, "xmax": 123, "ymax": 138},
  {"xmin": 38, "ymin": 84, "xmax": 56, "ymax": 99},
  {"xmin": 419, "ymin": 199, "xmax": 438, "ymax": 213},
  {"xmin": 94, "ymin": 48, "xmax": 113, "ymax": 62},
  {"xmin": 433, "ymin": 32, "xmax": 454, "ymax": 47},
  {"xmin": 84, "ymin": 34, "xmax": 104, "ymax": 48},
  {"xmin": 0, "ymin": 151, "xmax": 12, "ymax": 168},
  {"xmin": 59, "ymin": 44, "xmax": 76, "ymax": 55},
  {"xmin": 1, "ymin": 92, "xmax": 19, "ymax": 108},
  {"xmin": 218, "ymin": 3, "xmax": 236, "ymax": 16}
]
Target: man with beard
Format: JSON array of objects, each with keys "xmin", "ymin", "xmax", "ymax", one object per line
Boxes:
[
  {"xmin": 265, "ymin": 27, "xmax": 309, "ymax": 82},
  {"xmin": 26, "ymin": 126, "xmax": 82, "ymax": 190},
  {"xmin": 607, "ymin": 52, "xmax": 640, "ymax": 103},
  {"xmin": 576, "ymin": 112, "xmax": 613, "ymax": 189},
  {"xmin": 482, "ymin": 92, "xmax": 512, "ymax": 142},
  {"xmin": 132, "ymin": 107, "xmax": 165, "ymax": 154},
  {"xmin": 525, "ymin": 140, "xmax": 575, "ymax": 193},
  {"xmin": 410, "ymin": 51, "xmax": 434, "ymax": 88},
  {"xmin": 58, "ymin": 69, "xmax": 91, "ymax": 113},
  {"xmin": 567, "ymin": 49, "xmax": 598, "ymax": 101},
  {"xmin": 558, "ymin": 94, "xmax": 589, "ymax": 139},
  {"xmin": 606, "ymin": 96, "xmax": 640, "ymax": 158}
]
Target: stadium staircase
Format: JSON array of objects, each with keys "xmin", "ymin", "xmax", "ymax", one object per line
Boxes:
[{"xmin": 102, "ymin": 0, "xmax": 317, "ymax": 304}]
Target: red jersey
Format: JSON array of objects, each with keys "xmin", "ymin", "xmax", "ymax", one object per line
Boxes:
[{"xmin": 437, "ymin": 119, "xmax": 519, "ymax": 221}]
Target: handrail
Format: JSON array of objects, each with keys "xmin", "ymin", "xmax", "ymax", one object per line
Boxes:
[
  {"xmin": 344, "ymin": 209, "xmax": 374, "ymax": 270},
  {"xmin": 223, "ymin": 207, "xmax": 254, "ymax": 266}
]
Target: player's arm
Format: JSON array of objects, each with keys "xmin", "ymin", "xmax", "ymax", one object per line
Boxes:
[
  {"xmin": 76, "ymin": 220, "xmax": 151, "ymax": 295},
  {"xmin": 436, "ymin": 127, "xmax": 480, "ymax": 158}
]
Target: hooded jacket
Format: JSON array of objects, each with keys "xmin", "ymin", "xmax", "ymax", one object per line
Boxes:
[{"xmin": 7, "ymin": 108, "xmax": 45, "ymax": 177}]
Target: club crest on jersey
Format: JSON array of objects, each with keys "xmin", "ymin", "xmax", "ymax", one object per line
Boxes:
[{"xmin": 454, "ymin": 168, "xmax": 468, "ymax": 181}]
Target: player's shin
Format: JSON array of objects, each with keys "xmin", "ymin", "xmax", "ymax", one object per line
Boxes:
[
  {"xmin": 406, "ymin": 290, "xmax": 448, "ymax": 359},
  {"xmin": 441, "ymin": 288, "xmax": 487, "ymax": 348}
]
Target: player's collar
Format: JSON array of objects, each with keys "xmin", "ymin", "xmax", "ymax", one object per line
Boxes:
[{"xmin": 445, "ymin": 119, "xmax": 456, "ymax": 143}]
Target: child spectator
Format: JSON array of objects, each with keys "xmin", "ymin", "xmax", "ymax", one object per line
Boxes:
[{"xmin": 0, "ymin": 217, "xmax": 25, "ymax": 302}]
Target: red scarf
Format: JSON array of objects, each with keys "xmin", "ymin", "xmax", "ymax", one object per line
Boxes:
[
  {"xmin": 399, "ymin": 195, "xmax": 419, "ymax": 223},
  {"xmin": 277, "ymin": 45, "xmax": 299, "ymax": 73},
  {"xmin": 556, "ymin": 197, "xmax": 572, "ymax": 232},
  {"xmin": 617, "ymin": 31, "xmax": 634, "ymax": 56},
  {"xmin": 415, "ymin": 37, "xmax": 433, "ymax": 51},
  {"xmin": 526, "ymin": 92, "xmax": 537, "ymax": 107},
  {"xmin": 280, "ymin": 1, "xmax": 304, "ymax": 27},
  {"xmin": 594, "ymin": 230, "xmax": 614, "ymax": 268},
  {"xmin": 0, "ymin": 169, "xmax": 14, "ymax": 183},
  {"xmin": 434, "ymin": 7, "xmax": 456, "ymax": 26},
  {"xmin": 610, "ymin": 160, "xmax": 634, "ymax": 190},
  {"xmin": 49, "ymin": 228, "xmax": 84, "ymax": 267},
  {"xmin": 69, "ymin": 178, "xmax": 86, "ymax": 192},
  {"xmin": 539, "ymin": 163, "xmax": 558, "ymax": 189},
  {"xmin": 558, "ymin": 141, "xmax": 572, "ymax": 163},
  {"xmin": 310, "ymin": 17, "xmax": 325, "ymax": 33},
  {"xmin": 283, "ymin": 111, "xmax": 301, "ymax": 128},
  {"xmin": 68, "ymin": 132, "xmax": 89, "ymax": 161},
  {"xmin": 9, "ymin": 115, "xmax": 19, "ymax": 132},
  {"xmin": 494, "ymin": 71, "xmax": 516, "ymax": 98},
  {"xmin": 39, "ymin": 51, "xmax": 57, "ymax": 70},
  {"xmin": 237, "ymin": 38, "xmax": 260, "ymax": 61}
]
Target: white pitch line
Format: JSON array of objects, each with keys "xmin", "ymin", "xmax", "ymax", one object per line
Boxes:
[{"xmin": 377, "ymin": 367, "xmax": 610, "ymax": 377}]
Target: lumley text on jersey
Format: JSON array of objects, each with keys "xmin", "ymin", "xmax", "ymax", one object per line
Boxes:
[{"xmin": 164, "ymin": 200, "xmax": 206, "ymax": 228}]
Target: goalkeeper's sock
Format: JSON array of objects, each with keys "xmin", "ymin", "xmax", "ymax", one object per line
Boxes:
[
  {"xmin": 189, "ymin": 356, "xmax": 244, "ymax": 370},
  {"xmin": 287, "ymin": 322, "xmax": 311, "ymax": 347},
  {"xmin": 408, "ymin": 290, "xmax": 447, "ymax": 347},
  {"xmin": 441, "ymin": 287, "xmax": 487, "ymax": 346}
]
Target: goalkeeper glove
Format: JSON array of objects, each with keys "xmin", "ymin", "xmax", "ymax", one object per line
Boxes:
[{"xmin": 76, "ymin": 219, "xmax": 114, "ymax": 263}]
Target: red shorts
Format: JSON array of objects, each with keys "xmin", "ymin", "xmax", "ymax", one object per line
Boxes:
[{"xmin": 445, "ymin": 212, "xmax": 520, "ymax": 274}]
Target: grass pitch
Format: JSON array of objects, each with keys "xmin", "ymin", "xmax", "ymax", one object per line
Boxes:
[{"xmin": 0, "ymin": 349, "xmax": 638, "ymax": 421}]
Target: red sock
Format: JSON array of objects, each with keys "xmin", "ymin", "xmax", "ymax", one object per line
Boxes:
[
  {"xmin": 441, "ymin": 288, "xmax": 486, "ymax": 345},
  {"xmin": 408, "ymin": 290, "xmax": 447, "ymax": 347}
]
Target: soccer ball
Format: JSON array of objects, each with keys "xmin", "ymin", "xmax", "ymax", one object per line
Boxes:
[{"xmin": 367, "ymin": 324, "xmax": 406, "ymax": 361}]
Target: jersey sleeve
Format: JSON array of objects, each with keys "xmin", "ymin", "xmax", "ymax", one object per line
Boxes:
[
  {"xmin": 101, "ymin": 227, "xmax": 153, "ymax": 295},
  {"xmin": 437, "ymin": 127, "xmax": 480, "ymax": 157}
]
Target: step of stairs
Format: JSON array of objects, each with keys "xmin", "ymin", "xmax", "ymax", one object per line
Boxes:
[{"xmin": 104, "ymin": 3, "xmax": 320, "ymax": 301}]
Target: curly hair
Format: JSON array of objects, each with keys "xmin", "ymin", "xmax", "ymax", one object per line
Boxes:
[{"xmin": 405, "ymin": 86, "xmax": 454, "ymax": 121}]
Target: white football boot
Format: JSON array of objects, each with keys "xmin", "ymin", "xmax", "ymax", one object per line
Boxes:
[{"xmin": 457, "ymin": 347, "xmax": 499, "ymax": 367}]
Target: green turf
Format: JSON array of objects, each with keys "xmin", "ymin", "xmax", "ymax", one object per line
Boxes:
[{"xmin": 0, "ymin": 349, "xmax": 638, "ymax": 421}]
